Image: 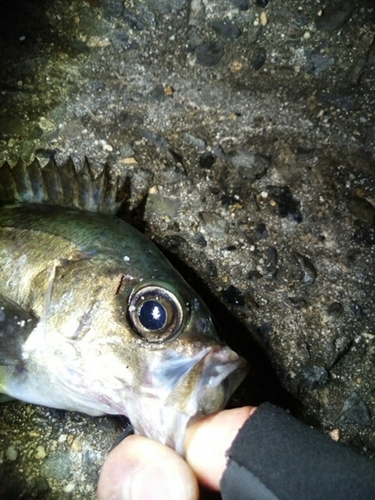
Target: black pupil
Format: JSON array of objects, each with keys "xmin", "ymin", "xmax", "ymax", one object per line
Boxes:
[{"xmin": 138, "ymin": 300, "xmax": 167, "ymax": 331}]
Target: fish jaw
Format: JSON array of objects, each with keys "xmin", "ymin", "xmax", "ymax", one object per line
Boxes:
[
  {"xmin": 1, "ymin": 281, "xmax": 247, "ymax": 454},
  {"xmin": 40, "ymin": 340, "xmax": 248, "ymax": 454},
  {"xmin": 117, "ymin": 344, "xmax": 248, "ymax": 454}
]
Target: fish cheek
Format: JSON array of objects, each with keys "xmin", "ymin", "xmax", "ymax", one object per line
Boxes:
[{"xmin": 42, "ymin": 260, "xmax": 108, "ymax": 341}]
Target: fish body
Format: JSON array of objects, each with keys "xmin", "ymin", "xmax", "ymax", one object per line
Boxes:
[{"xmin": 0, "ymin": 161, "xmax": 247, "ymax": 452}]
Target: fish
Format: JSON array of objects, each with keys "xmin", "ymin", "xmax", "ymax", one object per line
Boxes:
[{"xmin": 0, "ymin": 159, "xmax": 247, "ymax": 453}]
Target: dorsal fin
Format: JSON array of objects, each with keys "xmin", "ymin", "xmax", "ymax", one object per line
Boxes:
[{"xmin": 0, "ymin": 158, "xmax": 123, "ymax": 214}]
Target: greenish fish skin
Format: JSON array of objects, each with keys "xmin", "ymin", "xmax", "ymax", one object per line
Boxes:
[{"xmin": 0, "ymin": 163, "xmax": 247, "ymax": 453}]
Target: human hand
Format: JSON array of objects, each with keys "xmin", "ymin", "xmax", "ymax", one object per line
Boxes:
[{"xmin": 97, "ymin": 406, "xmax": 257, "ymax": 500}]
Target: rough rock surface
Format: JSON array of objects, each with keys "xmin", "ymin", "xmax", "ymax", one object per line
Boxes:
[{"xmin": 0, "ymin": 0, "xmax": 375, "ymax": 498}]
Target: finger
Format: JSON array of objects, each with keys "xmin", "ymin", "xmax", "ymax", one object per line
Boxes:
[
  {"xmin": 184, "ymin": 406, "xmax": 257, "ymax": 490},
  {"xmin": 98, "ymin": 434, "xmax": 199, "ymax": 500}
]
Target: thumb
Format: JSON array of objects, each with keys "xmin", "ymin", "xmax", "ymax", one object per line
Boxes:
[{"xmin": 98, "ymin": 434, "xmax": 199, "ymax": 500}]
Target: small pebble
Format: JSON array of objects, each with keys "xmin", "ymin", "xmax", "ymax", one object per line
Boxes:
[
  {"xmin": 35, "ymin": 446, "xmax": 46, "ymax": 460},
  {"xmin": 199, "ymin": 153, "xmax": 216, "ymax": 169},
  {"xmin": 327, "ymin": 302, "xmax": 344, "ymax": 317},
  {"xmin": 41, "ymin": 454, "xmax": 73, "ymax": 480},
  {"xmin": 254, "ymin": 222, "xmax": 269, "ymax": 240},
  {"xmin": 287, "ymin": 296, "xmax": 308, "ymax": 309},
  {"xmin": 329, "ymin": 429, "xmax": 340, "ymax": 442},
  {"xmin": 267, "ymin": 185, "xmax": 303, "ymax": 223},
  {"xmin": 252, "ymin": 47, "xmax": 267, "ymax": 70},
  {"xmin": 182, "ymin": 132, "xmax": 206, "ymax": 151},
  {"xmin": 200, "ymin": 212, "xmax": 229, "ymax": 238},
  {"xmin": 298, "ymin": 366, "xmax": 329, "ymax": 390},
  {"xmin": 231, "ymin": 60, "xmax": 243, "ymax": 72},
  {"xmin": 260, "ymin": 12, "xmax": 268, "ymax": 26},
  {"xmin": 221, "ymin": 195, "xmax": 239, "ymax": 207},
  {"xmin": 195, "ymin": 42, "xmax": 224, "ymax": 67},
  {"xmin": 248, "ymin": 270, "xmax": 263, "ymax": 280},
  {"xmin": 229, "ymin": 150, "xmax": 269, "ymax": 180},
  {"xmin": 232, "ymin": 0, "xmax": 250, "ymax": 10},
  {"xmin": 211, "ymin": 19, "xmax": 241, "ymax": 40},
  {"xmin": 64, "ymin": 483, "xmax": 75, "ymax": 493},
  {"xmin": 295, "ymin": 252, "xmax": 317, "ymax": 285},
  {"xmin": 6, "ymin": 445, "xmax": 18, "ymax": 461},
  {"xmin": 222, "ymin": 285, "xmax": 245, "ymax": 306},
  {"xmin": 71, "ymin": 435, "xmax": 83, "ymax": 452},
  {"xmin": 338, "ymin": 392, "xmax": 372, "ymax": 427},
  {"xmin": 164, "ymin": 85, "xmax": 174, "ymax": 96},
  {"xmin": 316, "ymin": 2, "xmax": 354, "ymax": 31}
]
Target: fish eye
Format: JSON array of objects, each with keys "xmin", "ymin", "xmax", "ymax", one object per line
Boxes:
[
  {"xmin": 139, "ymin": 300, "xmax": 167, "ymax": 330},
  {"xmin": 128, "ymin": 285, "xmax": 184, "ymax": 342}
]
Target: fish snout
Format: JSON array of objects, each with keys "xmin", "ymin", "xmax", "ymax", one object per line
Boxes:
[
  {"xmin": 163, "ymin": 345, "xmax": 248, "ymax": 416},
  {"xmin": 197, "ymin": 345, "xmax": 248, "ymax": 415}
]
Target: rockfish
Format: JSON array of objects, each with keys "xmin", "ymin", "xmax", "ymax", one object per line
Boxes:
[{"xmin": 0, "ymin": 160, "xmax": 247, "ymax": 453}]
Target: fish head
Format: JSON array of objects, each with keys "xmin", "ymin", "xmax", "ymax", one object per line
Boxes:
[
  {"xmin": 0, "ymin": 174, "xmax": 247, "ymax": 453},
  {"xmin": 13, "ymin": 210, "xmax": 248, "ymax": 454},
  {"xmin": 119, "ymin": 280, "xmax": 248, "ymax": 452},
  {"xmin": 45, "ymin": 268, "xmax": 247, "ymax": 453}
]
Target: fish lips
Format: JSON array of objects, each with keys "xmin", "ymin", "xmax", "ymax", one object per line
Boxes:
[
  {"xmin": 139, "ymin": 344, "xmax": 248, "ymax": 452},
  {"xmin": 163, "ymin": 345, "xmax": 248, "ymax": 416}
]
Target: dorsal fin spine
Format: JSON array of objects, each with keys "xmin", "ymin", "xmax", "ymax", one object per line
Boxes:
[{"xmin": 0, "ymin": 157, "xmax": 120, "ymax": 214}]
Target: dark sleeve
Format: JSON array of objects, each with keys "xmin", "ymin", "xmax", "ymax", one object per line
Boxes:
[{"xmin": 220, "ymin": 402, "xmax": 375, "ymax": 500}]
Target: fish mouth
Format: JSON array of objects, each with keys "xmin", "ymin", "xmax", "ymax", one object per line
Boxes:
[
  {"xmin": 139, "ymin": 344, "xmax": 248, "ymax": 453},
  {"xmin": 163, "ymin": 345, "xmax": 248, "ymax": 416},
  {"xmin": 195, "ymin": 346, "xmax": 248, "ymax": 415},
  {"xmin": 111, "ymin": 345, "xmax": 247, "ymax": 454}
]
